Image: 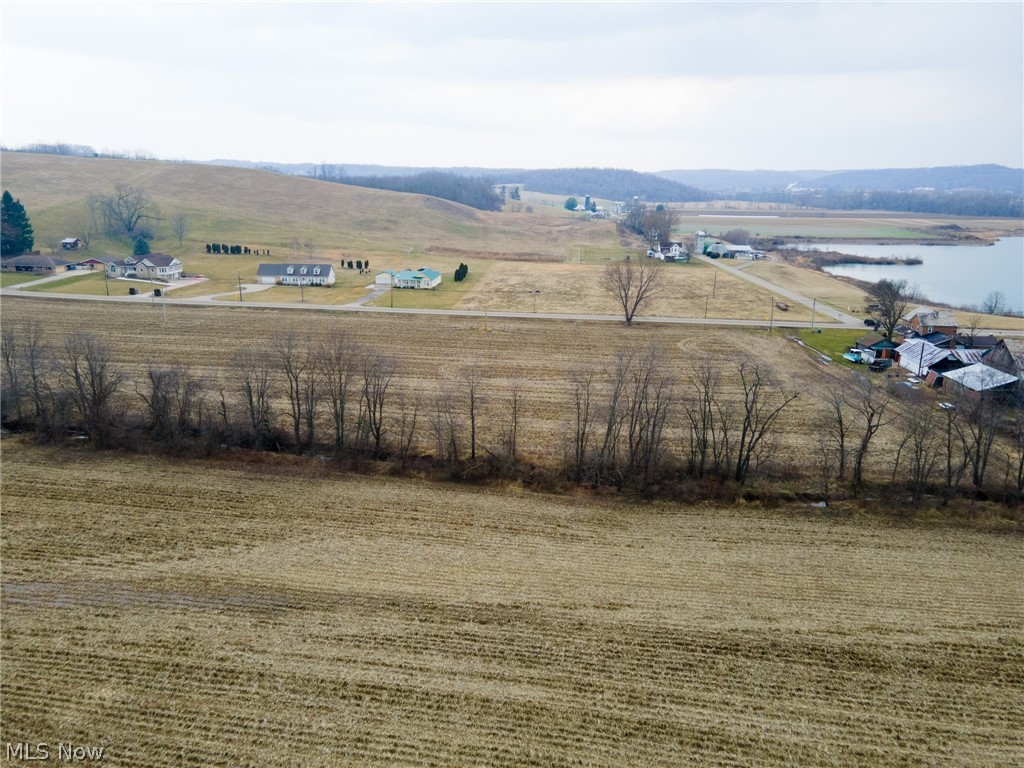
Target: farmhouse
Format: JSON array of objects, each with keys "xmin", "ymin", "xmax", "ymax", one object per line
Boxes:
[
  {"xmin": 61, "ymin": 237, "xmax": 84, "ymax": 250},
  {"xmin": 107, "ymin": 254, "xmax": 184, "ymax": 280},
  {"xmin": 377, "ymin": 268, "xmax": 442, "ymax": 289},
  {"xmin": 256, "ymin": 263, "xmax": 336, "ymax": 286},
  {"xmin": 904, "ymin": 306, "xmax": 958, "ymax": 337},
  {"xmin": 1, "ymin": 254, "xmax": 74, "ymax": 275}
]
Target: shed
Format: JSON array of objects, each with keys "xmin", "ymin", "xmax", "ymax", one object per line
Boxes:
[{"xmin": 61, "ymin": 237, "xmax": 84, "ymax": 250}]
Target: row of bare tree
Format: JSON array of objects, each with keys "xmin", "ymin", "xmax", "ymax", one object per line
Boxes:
[{"xmin": 2, "ymin": 323, "xmax": 1022, "ymax": 501}]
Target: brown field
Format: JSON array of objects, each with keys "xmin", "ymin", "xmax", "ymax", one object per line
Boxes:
[
  {"xmin": 2, "ymin": 438, "xmax": 1022, "ymax": 766},
  {"xmin": 742, "ymin": 261, "xmax": 871, "ymax": 316},
  {"xmin": 0, "ymin": 297, "xmax": 876, "ymax": 470}
]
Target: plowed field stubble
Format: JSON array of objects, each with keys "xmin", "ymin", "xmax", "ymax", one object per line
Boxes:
[{"xmin": 2, "ymin": 440, "xmax": 1022, "ymax": 767}]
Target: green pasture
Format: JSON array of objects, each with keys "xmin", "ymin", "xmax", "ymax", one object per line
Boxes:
[
  {"xmin": 798, "ymin": 328, "xmax": 869, "ymax": 369},
  {"xmin": 0, "ymin": 272, "xmax": 47, "ymax": 287}
]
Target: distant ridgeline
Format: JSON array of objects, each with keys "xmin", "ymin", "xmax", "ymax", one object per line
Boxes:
[{"xmin": 325, "ymin": 168, "xmax": 709, "ymax": 210}]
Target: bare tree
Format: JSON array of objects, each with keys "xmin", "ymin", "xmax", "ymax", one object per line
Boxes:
[
  {"xmin": 428, "ymin": 386, "xmax": 462, "ymax": 465},
  {"xmin": 824, "ymin": 386, "xmax": 852, "ymax": 480},
  {"xmin": 814, "ymin": 431, "xmax": 839, "ymax": 506},
  {"xmin": 681, "ymin": 356, "xmax": 736, "ymax": 480},
  {"xmin": 567, "ymin": 368, "xmax": 595, "ymax": 483},
  {"xmin": 952, "ymin": 378, "xmax": 1004, "ymax": 490},
  {"xmin": 1, "ymin": 324, "xmax": 24, "ymax": 423},
  {"xmin": 234, "ymin": 349, "xmax": 275, "ymax": 450},
  {"xmin": 137, "ymin": 364, "xmax": 204, "ymax": 449},
  {"xmin": 170, "ymin": 212, "xmax": 191, "ymax": 246},
  {"xmin": 892, "ymin": 398, "xmax": 941, "ymax": 503},
  {"xmin": 846, "ymin": 376, "xmax": 895, "ymax": 493},
  {"xmin": 322, "ymin": 332, "xmax": 355, "ymax": 451},
  {"xmin": 732, "ymin": 362, "xmax": 798, "ymax": 484},
  {"xmin": 622, "ymin": 345, "xmax": 674, "ymax": 487},
  {"xmin": 60, "ymin": 333, "xmax": 123, "ymax": 448},
  {"xmin": 360, "ymin": 350, "xmax": 396, "ymax": 457},
  {"xmin": 603, "ymin": 256, "xmax": 663, "ymax": 326},
  {"xmin": 462, "ymin": 364, "xmax": 483, "ymax": 461},
  {"xmin": 1010, "ymin": 406, "xmax": 1024, "ymax": 498},
  {"xmin": 97, "ymin": 184, "xmax": 158, "ymax": 237},
  {"xmin": 277, "ymin": 332, "xmax": 321, "ymax": 450},
  {"xmin": 394, "ymin": 392, "xmax": 419, "ymax": 469},
  {"xmin": 867, "ymin": 279, "xmax": 910, "ymax": 339},
  {"xmin": 981, "ymin": 290, "xmax": 1006, "ymax": 315}
]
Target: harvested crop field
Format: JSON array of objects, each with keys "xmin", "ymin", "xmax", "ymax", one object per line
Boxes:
[{"xmin": 2, "ymin": 439, "xmax": 1022, "ymax": 766}]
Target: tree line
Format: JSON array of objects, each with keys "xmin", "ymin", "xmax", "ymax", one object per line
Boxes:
[
  {"xmin": 730, "ymin": 189, "xmax": 1023, "ymax": 219},
  {"xmin": 3, "ymin": 323, "xmax": 1021, "ymax": 505},
  {"xmin": 332, "ymin": 171, "xmax": 504, "ymax": 212}
]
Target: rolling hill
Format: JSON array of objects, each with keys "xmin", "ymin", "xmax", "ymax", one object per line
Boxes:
[{"xmin": 0, "ymin": 153, "xmax": 619, "ymax": 260}]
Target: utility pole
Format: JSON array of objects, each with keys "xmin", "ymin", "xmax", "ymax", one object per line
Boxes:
[
  {"xmin": 704, "ymin": 295, "xmax": 709, "ymax": 319},
  {"xmin": 769, "ymin": 297, "xmax": 774, "ymax": 333},
  {"xmin": 237, "ymin": 271, "xmax": 243, "ymax": 302},
  {"xmin": 810, "ymin": 298, "xmax": 816, "ymax": 330},
  {"xmin": 712, "ymin": 270, "xmax": 717, "ymax": 298}
]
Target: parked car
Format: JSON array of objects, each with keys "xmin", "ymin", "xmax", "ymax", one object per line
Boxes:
[{"xmin": 863, "ymin": 318, "xmax": 877, "ymax": 327}]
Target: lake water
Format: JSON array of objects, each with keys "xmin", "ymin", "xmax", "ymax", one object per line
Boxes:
[{"xmin": 801, "ymin": 238, "xmax": 1023, "ymax": 313}]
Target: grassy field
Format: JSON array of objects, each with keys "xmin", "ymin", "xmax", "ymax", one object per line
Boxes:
[
  {"xmin": 0, "ymin": 272, "xmax": 49, "ymax": 287},
  {"xmin": 743, "ymin": 261, "xmax": 871, "ymax": 315},
  {"xmin": 2, "ymin": 438, "xmax": 1021, "ymax": 767}
]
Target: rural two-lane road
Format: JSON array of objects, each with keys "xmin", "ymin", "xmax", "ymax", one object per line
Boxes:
[{"xmin": 3, "ymin": 268, "xmax": 1020, "ymax": 336}]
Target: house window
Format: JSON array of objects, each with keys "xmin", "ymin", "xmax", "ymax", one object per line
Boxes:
[
  {"xmin": 313, "ymin": 267, "xmax": 320, "ymax": 275},
  {"xmin": 300, "ymin": 267, "xmax": 308, "ymax": 275},
  {"xmin": 286, "ymin": 267, "xmax": 294, "ymax": 275}
]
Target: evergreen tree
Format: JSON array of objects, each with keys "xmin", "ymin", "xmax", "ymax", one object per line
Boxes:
[
  {"xmin": 1, "ymin": 190, "xmax": 35, "ymax": 256},
  {"xmin": 133, "ymin": 236, "xmax": 151, "ymax": 256}
]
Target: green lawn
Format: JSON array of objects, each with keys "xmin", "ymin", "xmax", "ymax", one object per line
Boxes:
[
  {"xmin": 0, "ymin": 272, "xmax": 47, "ymax": 287},
  {"xmin": 798, "ymin": 328, "xmax": 869, "ymax": 368},
  {"xmin": 19, "ymin": 272, "xmax": 123, "ymax": 295}
]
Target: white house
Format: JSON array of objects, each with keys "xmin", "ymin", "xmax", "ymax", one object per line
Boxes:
[
  {"xmin": 379, "ymin": 267, "xmax": 442, "ymax": 289},
  {"xmin": 61, "ymin": 237, "xmax": 84, "ymax": 250},
  {"xmin": 107, "ymin": 254, "xmax": 183, "ymax": 280},
  {"xmin": 256, "ymin": 263, "xmax": 336, "ymax": 286}
]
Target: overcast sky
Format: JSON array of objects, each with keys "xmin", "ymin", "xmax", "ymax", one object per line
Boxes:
[{"xmin": 2, "ymin": 1, "xmax": 1022, "ymax": 172}]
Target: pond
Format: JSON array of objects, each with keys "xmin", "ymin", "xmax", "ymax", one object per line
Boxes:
[{"xmin": 796, "ymin": 238, "xmax": 1023, "ymax": 313}]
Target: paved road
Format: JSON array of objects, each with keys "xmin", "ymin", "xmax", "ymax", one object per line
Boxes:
[
  {"xmin": 4, "ymin": 271, "xmax": 1021, "ymax": 337},
  {"xmin": 694, "ymin": 254, "xmax": 863, "ymax": 325}
]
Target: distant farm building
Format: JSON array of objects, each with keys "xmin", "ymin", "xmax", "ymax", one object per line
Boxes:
[
  {"xmin": 61, "ymin": 237, "xmax": 84, "ymax": 250},
  {"xmin": 256, "ymin": 263, "xmax": 336, "ymax": 286}
]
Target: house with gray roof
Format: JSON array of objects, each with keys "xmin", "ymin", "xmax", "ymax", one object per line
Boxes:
[
  {"xmin": 107, "ymin": 253, "xmax": 183, "ymax": 280},
  {"xmin": 1, "ymin": 254, "xmax": 74, "ymax": 275},
  {"xmin": 256, "ymin": 263, "xmax": 335, "ymax": 286}
]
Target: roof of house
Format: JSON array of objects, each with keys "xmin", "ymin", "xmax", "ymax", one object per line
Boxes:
[
  {"xmin": 2, "ymin": 254, "xmax": 74, "ymax": 268},
  {"xmin": 904, "ymin": 306, "xmax": 957, "ymax": 327},
  {"xmin": 76, "ymin": 255, "xmax": 119, "ymax": 265},
  {"xmin": 395, "ymin": 268, "xmax": 441, "ymax": 281},
  {"xmin": 955, "ymin": 333, "xmax": 999, "ymax": 349},
  {"xmin": 256, "ymin": 262, "xmax": 334, "ymax": 277},
  {"xmin": 856, "ymin": 333, "xmax": 898, "ymax": 349},
  {"xmin": 896, "ymin": 338, "xmax": 953, "ymax": 371},
  {"xmin": 136, "ymin": 254, "xmax": 182, "ymax": 268},
  {"xmin": 941, "ymin": 363, "xmax": 1018, "ymax": 391},
  {"xmin": 920, "ymin": 331, "xmax": 953, "ymax": 346},
  {"xmin": 951, "ymin": 349, "xmax": 986, "ymax": 365}
]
